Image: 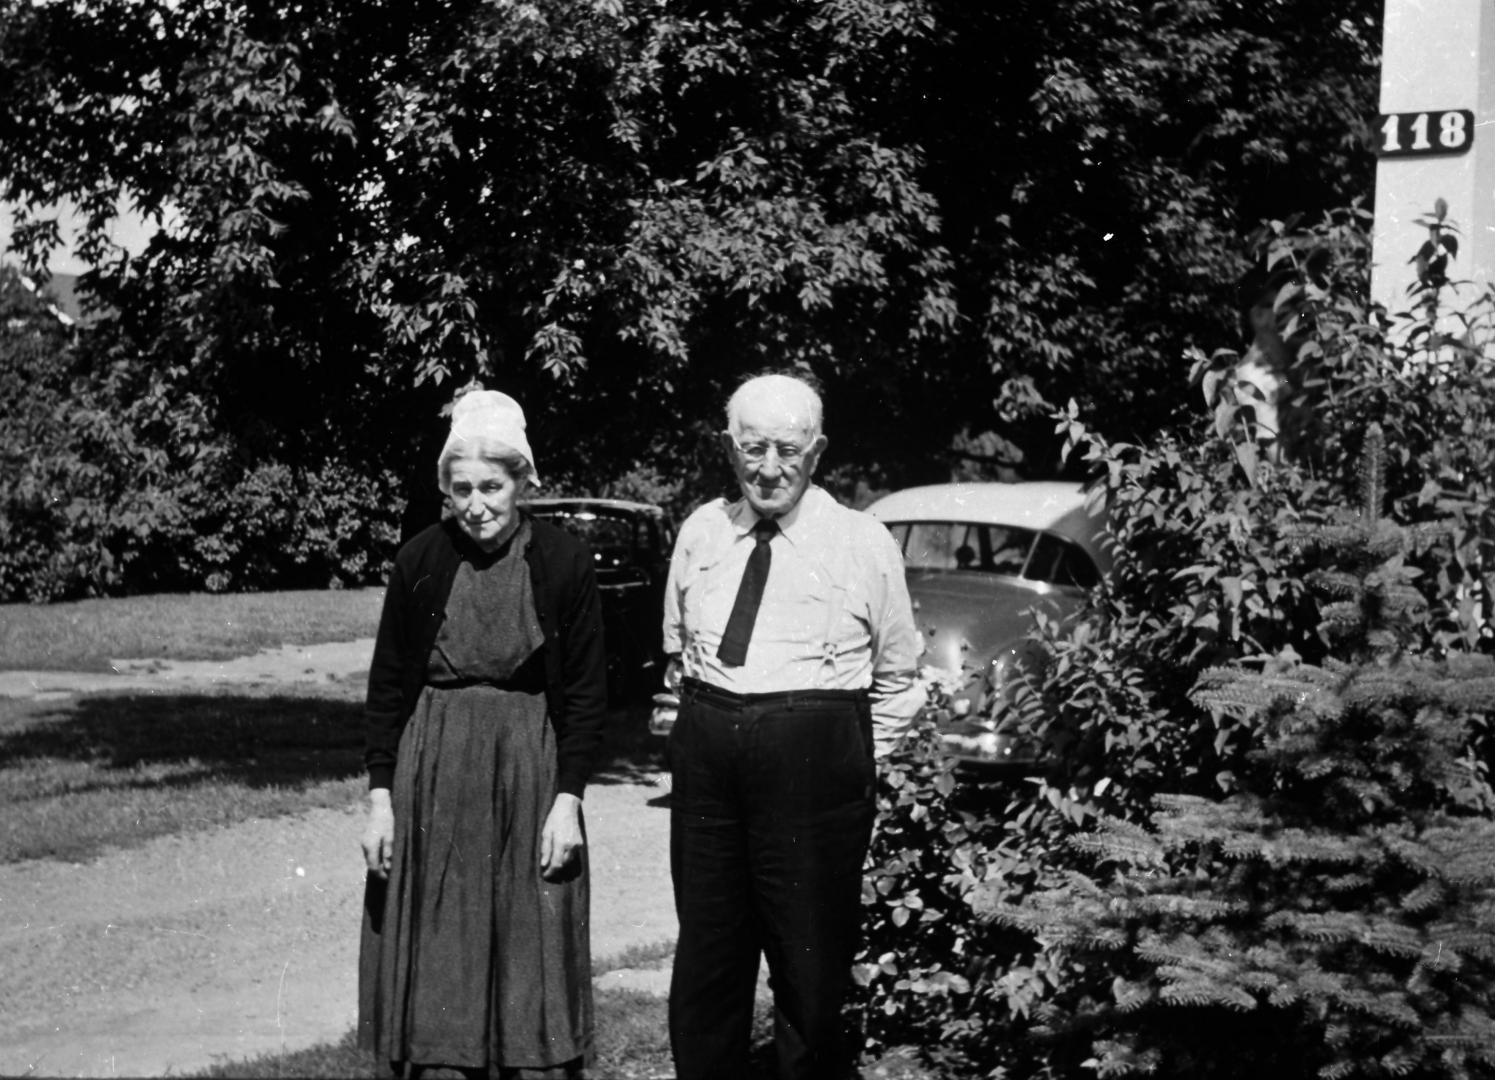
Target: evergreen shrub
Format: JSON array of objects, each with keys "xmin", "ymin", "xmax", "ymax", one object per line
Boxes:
[{"xmin": 852, "ymin": 205, "xmax": 1495, "ymax": 1078}]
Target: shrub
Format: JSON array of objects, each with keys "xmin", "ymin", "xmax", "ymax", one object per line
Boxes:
[
  {"xmin": 851, "ymin": 204, "xmax": 1495, "ymax": 1078},
  {"xmin": 851, "ymin": 674, "xmax": 1081, "ymax": 1078},
  {"xmin": 0, "ymin": 308, "xmax": 404, "ymax": 601},
  {"xmin": 985, "ymin": 429, "xmax": 1495, "ymax": 1079},
  {"xmin": 850, "ymin": 676, "xmax": 987, "ymax": 1070}
]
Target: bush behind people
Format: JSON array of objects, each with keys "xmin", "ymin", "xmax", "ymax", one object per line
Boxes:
[
  {"xmin": 0, "ymin": 335, "xmax": 404, "ymax": 600},
  {"xmin": 850, "ymin": 205, "xmax": 1495, "ymax": 1077}
]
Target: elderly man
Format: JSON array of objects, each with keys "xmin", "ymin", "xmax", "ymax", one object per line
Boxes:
[{"xmin": 662, "ymin": 372, "xmax": 924, "ymax": 1080}]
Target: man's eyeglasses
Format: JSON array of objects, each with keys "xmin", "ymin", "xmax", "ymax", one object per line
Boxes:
[{"xmin": 726, "ymin": 435, "xmax": 812, "ymax": 465}]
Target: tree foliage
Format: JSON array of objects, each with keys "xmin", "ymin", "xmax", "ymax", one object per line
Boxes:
[
  {"xmin": 0, "ymin": 264, "xmax": 403, "ymax": 601},
  {"xmin": 0, "ymin": 0, "xmax": 1381, "ymax": 561},
  {"xmin": 851, "ymin": 206, "xmax": 1495, "ymax": 1076},
  {"xmin": 987, "ymin": 427, "xmax": 1495, "ymax": 1079}
]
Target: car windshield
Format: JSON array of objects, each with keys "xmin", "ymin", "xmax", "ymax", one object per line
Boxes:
[
  {"xmin": 884, "ymin": 520, "xmax": 1099, "ymax": 588},
  {"xmin": 528, "ymin": 508, "xmax": 654, "ymax": 572},
  {"xmin": 534, "ymin": 510, "xmax": 637, "ymax": 550}
]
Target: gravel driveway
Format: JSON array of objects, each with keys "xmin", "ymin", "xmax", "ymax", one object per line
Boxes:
[{"xmin": 0, "ymin": 642, "xmax": 677, "ymax": 1078}]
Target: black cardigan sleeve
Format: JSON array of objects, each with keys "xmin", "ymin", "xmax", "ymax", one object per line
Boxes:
[
  {"xmin": 364, "ymin": 519, "xmax": 609, "ymax": 797},
  {"xmin": 551, "ymin": 531, "xmax": 609, "ymax": 798},
  {"xmin": 364, "ymin": 554, "xmax": 411, "ymax": 791}
]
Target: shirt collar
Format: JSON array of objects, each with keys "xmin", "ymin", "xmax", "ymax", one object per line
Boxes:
[{"xmin": 728, "ymin": 485, "xmax": 825, "ymax": 548}]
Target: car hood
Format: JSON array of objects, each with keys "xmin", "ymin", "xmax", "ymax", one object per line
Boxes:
[{"xmin": 906, "ymin": 571, "xmax": 1080, "ymax": 683}]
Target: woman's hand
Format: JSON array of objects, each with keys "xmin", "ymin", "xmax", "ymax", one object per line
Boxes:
[
  {"xmin": 362, "ymin": 788, "xmax": 395, "ymax": 879},
  {"xmin": 540, "ymin": 793, "xmax": 585, "ymax": 883}
]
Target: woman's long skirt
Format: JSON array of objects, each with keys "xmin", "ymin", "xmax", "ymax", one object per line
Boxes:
[{"xmin": 359, "ymin": 683, "xmax": 593, "ymax": 1073}]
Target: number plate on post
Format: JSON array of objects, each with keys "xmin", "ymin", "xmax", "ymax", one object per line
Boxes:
[{"xmin": 1378, "ymin": 110, "xmax": 1475, "ymax": 157}]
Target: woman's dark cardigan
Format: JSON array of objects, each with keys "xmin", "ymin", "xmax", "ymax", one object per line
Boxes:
[{"xmin": 364, "ymin": 514, "xmax": 609, "ymax": 798}]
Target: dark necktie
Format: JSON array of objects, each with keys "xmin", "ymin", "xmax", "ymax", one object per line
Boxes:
[{"xmin": 717, "ymin": 518, "xmax": 779, "ymax": 667}]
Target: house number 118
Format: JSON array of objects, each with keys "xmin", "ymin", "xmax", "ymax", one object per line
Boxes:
[{"xmin": 1378, "ymin": 110, "xmax": 1475, "ymax": 157}]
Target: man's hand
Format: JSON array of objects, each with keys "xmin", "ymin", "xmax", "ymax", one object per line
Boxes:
[
  {"xmin": 361, "ymin": 788, "xmax": 395, "ymax": 879},
  {"xmin": 540, "ymin": 792, "xmax": 585, "ymax": 883}
]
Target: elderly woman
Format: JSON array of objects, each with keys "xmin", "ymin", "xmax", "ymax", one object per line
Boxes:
[{"xmin": 358, "ymin": 389, "xmax": 608, "ymax": 1079}]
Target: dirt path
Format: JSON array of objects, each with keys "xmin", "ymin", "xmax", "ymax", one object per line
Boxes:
[{"xmin": 0, "ymin": 645, "xmax": 677, "ymax": 1078}]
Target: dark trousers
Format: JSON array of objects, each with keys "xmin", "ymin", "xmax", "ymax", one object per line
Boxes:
[{"xmin": 667, "ymin": 679, "xmax": 876, "ymax": 1080}]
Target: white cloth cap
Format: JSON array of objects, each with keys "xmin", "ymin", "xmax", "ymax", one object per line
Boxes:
[{"xmin": 439, "ymin": 389, "xmax": 540, "ymax": 487}]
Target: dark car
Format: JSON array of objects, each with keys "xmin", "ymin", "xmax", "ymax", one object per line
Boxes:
[
  {"xmin": 866, "ymin": 481, "xmax": 1109, "ymax": 774},
  {"xmin": 526, "ymin": 497, "xmax": 675, "ymax": 703}
]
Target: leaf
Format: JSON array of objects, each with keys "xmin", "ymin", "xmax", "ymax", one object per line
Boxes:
[
  {"xmin": 1233, "ymin": 439, "xmax": 1259, "ymax": 483},
  {"xmin": 1202, "ymin": 368, "xmax": 1226, "ymax": 406},
  {"xmin": 909, "ymin": 971, "xmax": 971, "ymax": 995}
]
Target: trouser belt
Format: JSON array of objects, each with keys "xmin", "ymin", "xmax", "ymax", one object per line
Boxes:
[{"xmin": 681, "ymin": 677, "xmax": 866, "ymax": 711}]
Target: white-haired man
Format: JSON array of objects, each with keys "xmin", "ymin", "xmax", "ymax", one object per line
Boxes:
[{"xmin": 662, "ymin": 372, "xmax": 924, "ymax": 1080}]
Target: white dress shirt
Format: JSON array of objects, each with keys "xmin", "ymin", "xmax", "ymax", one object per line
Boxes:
[{"xmin": 663, "ymin": 485, "xmax": 925, "ymax": 755}]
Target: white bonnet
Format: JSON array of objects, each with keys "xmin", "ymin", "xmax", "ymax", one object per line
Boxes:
[{"xmin": 438, "ymin": 389, "xmax": 541, "ymax": 489}]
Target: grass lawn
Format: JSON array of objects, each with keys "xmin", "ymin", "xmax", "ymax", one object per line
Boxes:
[
  {"xmin": 0, "ymin": 690, "xmax": 662, "ymax": 865},
  {"xmin": 192, "ymin": 991, "xmax": 684, "ymax": 1079},
  {"xmin": 0, "ymin": 588, "xmax": 385, "ymax": 671},
  {"xmin": 0, "ymin": 688, "xmax": 366, "ymax": 863},
  {"xmin": 192, "ymin": 969, "xmax": 785, "ymax": 1080},
  {"xmin": 187, "ymin": 943, "xmax": 772, "ymax": 1079},
  {"xmin": 0, "ymin": 588, "xmax": 738, "ymax": 1078}
]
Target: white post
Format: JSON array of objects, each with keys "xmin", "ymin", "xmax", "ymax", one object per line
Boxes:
[{"xmin": 1370, "ymin": 0, "xmax": 1495, "ymax": 318}]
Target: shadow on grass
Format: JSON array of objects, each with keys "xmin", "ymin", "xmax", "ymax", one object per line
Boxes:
[
  {"xmin": 0, "ymin": 687, "xmax": 668, "ymax": 863},
  {"xmin": 0, "ymin": 691, "xmax": 368, "ymax": 863},
  {"xmin": 590, "ymin": 698, "xmax": 668, "ymax": 787},
  {"xmin": 1, "ymin": 691, "xmax": 668, "ymax": 789},
  {"xmin": 0, "ymin": 692, "xmax": 366, "ymax": 782}
]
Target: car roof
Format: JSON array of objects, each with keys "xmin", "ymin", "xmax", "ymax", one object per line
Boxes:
[
  {"xmin": 526, "ymin": 497, "xmax": 667, "ymax": 517},
  {"xmin": 866, "ymin": 481, "xmax": 1105, "ymax": 554}
]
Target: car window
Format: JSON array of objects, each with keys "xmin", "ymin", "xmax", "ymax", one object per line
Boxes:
[
  {"xmin": 532, "ymin": 511, "xmax": 638, "ymax": 567},
  {"xmin": 982, "ymin": 526, "xmax": 1031, "ymax": 575},
  {"xmin": 1027, "ymin": 531, "xmax": 1100, "ymax": 589},
  {"xmin": 893, "ymin": 521, "xmax": 1039, "ymax": 573},
  {"xmin": 901, "ymin": 522, "xmax": 960, "ymax": 569}
]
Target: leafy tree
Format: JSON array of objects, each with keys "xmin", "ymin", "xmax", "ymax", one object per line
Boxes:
[
  {"xmin": 0, "ymin": 0, "xmax": 1381, "ymax": 531},
  {"xmin": 0, "ymin": 264, "xmax": 404, "ymax": 601},
  {"xmin": 0, "ymin": 264, "xmax": 82, "ymax": 598}
]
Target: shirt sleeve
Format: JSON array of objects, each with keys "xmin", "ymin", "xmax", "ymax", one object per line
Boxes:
[
  {"xmin": 662, "ymin": 508, "xmax": 696, "ymax": 659},
  {"xmin": 663, "ymin": 499, "xmax": 733, "ymax": 661},
  {"xmin": 864, "ymin": 522, "xmax": 926, "ymax": 758}
]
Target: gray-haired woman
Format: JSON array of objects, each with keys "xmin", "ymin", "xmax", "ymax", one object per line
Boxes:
[{"xmin": 358, "ymin": 389, "xmax": 608, "ymax": 1078}]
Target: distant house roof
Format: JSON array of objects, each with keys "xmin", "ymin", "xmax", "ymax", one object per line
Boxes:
[
  {"xmin": 41, "ymin": 273, "xmax": 84, "ymax": 324},
  {"xmin": 11, "ymin": 270, "xmax": 91, "ymax": 326}
]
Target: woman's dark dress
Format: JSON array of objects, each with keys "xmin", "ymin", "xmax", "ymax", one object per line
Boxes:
[{"xmin": 361, "ymin": 523, "xmax": 593, "ymax": 1072}]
